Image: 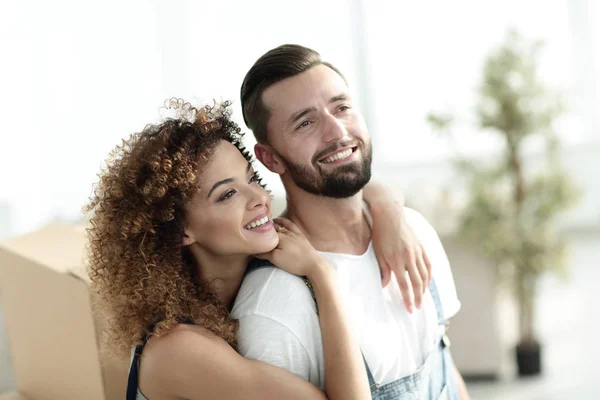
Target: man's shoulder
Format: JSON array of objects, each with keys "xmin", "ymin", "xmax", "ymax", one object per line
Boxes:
[
  {"xmin": 232, "ymin": 266, "xmax": 324, "ymax": 388},
  {"xmin": 402, "ymin": 207, "xmax": 462, "ymax": 319},
  {"xmin": 402, "ymin": 207, "xmax": 435, "ymax": 235},
  {"xmin": 231, "ymin": 265, "xmax": 318, "ymax": 320},
  {"xmin": 401, "ymin": 206, "xmax": 449, "ymax": 250}
]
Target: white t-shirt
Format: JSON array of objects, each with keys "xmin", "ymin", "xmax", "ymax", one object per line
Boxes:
[{"xmin": 231, "ymin": 207, "xmax": 461, "ymax": 389}]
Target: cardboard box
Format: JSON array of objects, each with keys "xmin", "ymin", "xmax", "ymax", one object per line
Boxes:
[
  {"xmin": 0, "ymin": 223, "xmax": 128, "ymax": 400},
  {"xmin": 0, "ymin": 392, "xmax": 30, "ymax": 400}
]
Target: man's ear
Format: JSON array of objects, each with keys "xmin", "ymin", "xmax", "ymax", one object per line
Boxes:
[{"xmin": 254, "ymin": 143, "xmax": 286, "ymax": 175}]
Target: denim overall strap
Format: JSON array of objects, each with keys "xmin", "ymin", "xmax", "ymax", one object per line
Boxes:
[
  {"xmin": 428, "ymin": 278, "xmax": 458, "ymax": 400},
  {"xmin": 428, "ymin": 279, "xmax": 447, "ymax": 327},
  {"xmin": 365, "ymin": 354, "xmax": 378, "ymax": 391},
  {"xmin": 364, "ymin": 278, "xmax": 459, "ymax": 400},
  {"xmin": 245, "ymin": 258, "xmax": 376, "ymax": 389}
]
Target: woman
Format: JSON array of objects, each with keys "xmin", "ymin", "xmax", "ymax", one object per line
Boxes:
[{"xmin": 86, "ymin": 99, "xmax": 426, "ymax": 399}]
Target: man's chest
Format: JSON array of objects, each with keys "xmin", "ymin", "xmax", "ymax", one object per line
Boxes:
[{"xmin": 323, "ymin": 255, "xmax": 439, "ymax": 384}]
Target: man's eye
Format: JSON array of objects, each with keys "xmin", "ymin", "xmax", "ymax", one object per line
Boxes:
[
  {"xmin": 338, "ymin": 105, "xmax": 351, "ymax": 112},
  {"xmin": 296, "ymin": 120, "xmax": 311, "ymax": 130}
]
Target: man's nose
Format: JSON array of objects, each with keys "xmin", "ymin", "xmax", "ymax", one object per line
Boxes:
[{"xmin": 322, "ymin": 113, "xmax": 348, "ymax": 142}]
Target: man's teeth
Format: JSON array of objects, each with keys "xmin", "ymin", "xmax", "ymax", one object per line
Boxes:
[
  {"xmin": 322, "ymin": 148, "xmax": 353, "ymax": 163},
  {"xmin": 245, "ymin": 216, "xmax": 269, "ymax": 230}
]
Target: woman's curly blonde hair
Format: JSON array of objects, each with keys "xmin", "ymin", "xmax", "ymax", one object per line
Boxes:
[{"xmin": 85, "ymin": 99, "xmax": 258, "ymax": 356}]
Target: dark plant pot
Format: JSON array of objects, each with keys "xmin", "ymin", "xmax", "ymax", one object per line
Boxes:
[{"xmin": 516, "ymin": 341, "xmax": 542, "ymax": 376}]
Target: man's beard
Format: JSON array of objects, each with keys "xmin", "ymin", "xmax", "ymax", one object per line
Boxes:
[{"xmin": 279, "ymin": 142, "xmax": 372, "ymax": 199}]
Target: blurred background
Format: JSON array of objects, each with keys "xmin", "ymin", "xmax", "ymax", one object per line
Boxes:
[{"xmin": 0, "ymin": 0, "xmax": 598, "ymax": 399}]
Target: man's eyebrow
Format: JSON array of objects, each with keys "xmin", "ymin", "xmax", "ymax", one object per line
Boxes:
[
  {"xmin": 330, "ymin": 93, "xmax": 349, "ymax": 103},
  {"xmin": 290, "ymin": 107, "xmax": 317, "ymax": 125},
  {"xmin": 288, "ymin": 94, "xmax": 350, "ymax": 126},
  {"xmin": 207, "ymin": 178, "xmax": 234, "ymax": 199}
]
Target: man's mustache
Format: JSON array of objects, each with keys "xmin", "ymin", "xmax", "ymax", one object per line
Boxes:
[{"xmin": 312, "ymin": 141, "xmax": 360, "ymax": 163}]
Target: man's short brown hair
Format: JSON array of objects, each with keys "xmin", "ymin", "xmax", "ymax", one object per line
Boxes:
[{"xmin": 240, "ymin": 44, "xmax": 345, "ymax": 143}]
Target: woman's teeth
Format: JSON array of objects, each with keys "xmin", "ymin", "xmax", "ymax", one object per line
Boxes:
[
  {"xmin": 322, "ymin": 148, "xmax": 353, "ymax": 163},
  {"xmin": 245, "ymin": 216, "xmax": 269, "ymax": 230}
]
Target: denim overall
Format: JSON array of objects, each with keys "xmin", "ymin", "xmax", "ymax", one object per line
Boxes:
[{"xmin": 126, "ymin": 258, "xmax": 459, "ymax": 400}]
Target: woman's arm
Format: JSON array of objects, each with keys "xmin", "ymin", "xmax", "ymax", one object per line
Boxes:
[
  {"xmin": 363, "ymin": 181, "xmax": 431, "ymax": 312},
  {"xmin": 144, "ymin": 307, "xmax": 368, "ymax": 400},
  {"xmin": 308, "ymin": 263, "xmax": 371, "ymax": 400},
  {"xmin": 140, "ymin": 324, "xmax": 328, "ymax": 400}
]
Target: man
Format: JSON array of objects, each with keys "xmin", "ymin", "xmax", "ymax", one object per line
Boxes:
[{"xmin": 232, "ymin": 44, "xmax": 469, "ymax": 399}]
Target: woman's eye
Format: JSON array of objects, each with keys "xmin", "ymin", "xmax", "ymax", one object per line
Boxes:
[
  {"xmin": 218, "ymin": 189, "xmax": 237, "ymax": 202},
  {"xmin": 249, "ymin": 172, "xmax": 260, "ymax": 183}
]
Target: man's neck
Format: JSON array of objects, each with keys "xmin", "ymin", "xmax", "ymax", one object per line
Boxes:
[{"xmin": 282, "ymin": 183, "xmax": 371, "ymax": 255}]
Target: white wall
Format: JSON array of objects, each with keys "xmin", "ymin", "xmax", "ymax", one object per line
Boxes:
[
  {"xmin": 0, "ymin": 0, "xmax": 597, "ymax": 237},
  {"xmin": 363, "ymin": 0, "xmax": 595, "ymax": 166},
  {"xmin": 376, "ymin": 140, "xmax": 600, "ymax": 232},
  {"xmin": 0, "ymin": 0, "xmax": 359, "ymax": 236}
]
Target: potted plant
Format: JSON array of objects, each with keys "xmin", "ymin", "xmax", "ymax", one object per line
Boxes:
[{"xmin": 428, "ymin": 29, "xmax": 578, "ymax": 376}]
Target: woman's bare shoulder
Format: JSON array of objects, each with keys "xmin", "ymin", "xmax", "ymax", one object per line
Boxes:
[
  {"xmin": 138, "ymin": 324, "xmax": 235, "ymax": 398},
  {"xmin": 138, "ymin": 323, "xmax": 326, "ymax": 400}
]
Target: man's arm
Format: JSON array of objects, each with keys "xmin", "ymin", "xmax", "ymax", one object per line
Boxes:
[
  {"xmin": 453, "ymin": 361, "xmax": 470, "ymax": 400},
  {"xmin": 403, "ymin": 207, "xmax": 462, "ymax": 319},
  {"xmin": 405, "ymin": 208, "xmax": 468, "ymax": 398}
]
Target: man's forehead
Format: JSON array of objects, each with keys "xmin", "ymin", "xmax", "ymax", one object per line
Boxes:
[{"xmin": 262, "ymin": 65, "xmax": 348, "ymax": 114}]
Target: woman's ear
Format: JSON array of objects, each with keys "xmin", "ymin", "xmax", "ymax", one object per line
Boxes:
[
  {"xmin": 182, "ymin": 228, "xmax": 195, "ymax": 246},
  {"xmin": 254, "ymin": 143, "xmax": 286, "ymax": 175}
]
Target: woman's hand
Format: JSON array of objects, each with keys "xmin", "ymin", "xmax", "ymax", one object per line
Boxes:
[
  {"xmin": 255, "ymin": 217, "xmax": 331, "ymax": 280},
  {"xmin": 365, "ymin": 184, "xmax": 432, "ymax": 313}
]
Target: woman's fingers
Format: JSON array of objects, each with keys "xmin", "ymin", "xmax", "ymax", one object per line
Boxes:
[
  {"xmin": 421, "ymin": 243, "xmax": 432, "ymax": 289},
  {"xmin": 404, "ymin": 247, "xmax": 424, "ymax": 309},
  {"xmin": 273, "ymin": 217, "xmax": 302, "ymax": 234}
]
